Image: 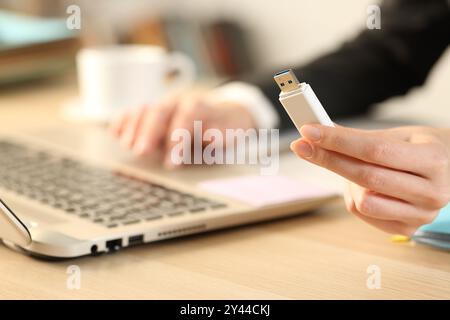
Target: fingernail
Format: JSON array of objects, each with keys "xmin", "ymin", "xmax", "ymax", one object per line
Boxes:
[
  {"xmin": 292, "ymin": 140, "xmax": 313, "ymax": 158},
  {"xmin": 300, "ymin": 125, "xmax": 321, "ymax": 142}
]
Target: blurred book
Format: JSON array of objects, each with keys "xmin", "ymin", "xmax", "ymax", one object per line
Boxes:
[
  {"xmin": 127, "ymin": 16, "xmax": 254, "ymax": 79},
  {"xmin": 164, "ymin": 16, "xmax": 215, "ymax": 78},
  {"xmin": 203, "ymin": 20, "xmax": 253, "ymax": 78},
  {"xmin": 0, "ymin": 10, "xmax": 79, "ymax": 86},
  {"xmin": 128, "ymin": 18, "xmax": 168, "ymax": 49},
  {"xmin": 0, "ymin": 0, "xmax": 67, "ymax": 17}
]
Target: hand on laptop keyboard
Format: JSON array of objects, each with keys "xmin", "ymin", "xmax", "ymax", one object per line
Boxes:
[{"xmin": 109, "ymin": 89, "xmax": 255, "ymax": 168}]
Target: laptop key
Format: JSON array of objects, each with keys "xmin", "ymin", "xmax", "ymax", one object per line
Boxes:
[
  {"xmin": 167, "ymin": 211, "xmax": 185, "ymax": 217},
  {"xmin": 122, "ymin": 219, "xmax": 140, "ymax": 225},
  {"xmin": 210, "ymin": 203, "xmax": 227, "ymax": 209},
  {"xmin": 145, "ymin": 215, "xmax": 163, "ymax": 221},
  {"xmin": 189, "ymin": 207, "xmax": 207, "ymax": 213}
]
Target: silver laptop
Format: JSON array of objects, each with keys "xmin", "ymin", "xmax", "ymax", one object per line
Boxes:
[{"xmin": 0, "ymin": 126, "xmax": 336, "ymax": 259}]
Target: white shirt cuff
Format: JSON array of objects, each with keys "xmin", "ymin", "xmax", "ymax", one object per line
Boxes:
[{"xmin": 210, "ymin": 81, "xmax": 280, "ymax": 129}]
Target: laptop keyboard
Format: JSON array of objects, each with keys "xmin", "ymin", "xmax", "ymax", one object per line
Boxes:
[{"xmin": 0, "ymin": 140, "xmax": 227, "ymax": 228}]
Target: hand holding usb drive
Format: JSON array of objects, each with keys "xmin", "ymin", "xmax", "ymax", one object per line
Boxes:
[{"xmin": 273, "ymin": 69, "xmax": 334, "ymax": 132}]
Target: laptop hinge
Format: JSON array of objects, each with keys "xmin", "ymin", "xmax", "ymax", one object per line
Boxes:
[{"xmin": 0, "ymin": 198, "xmax": 32, "ymax": 247}]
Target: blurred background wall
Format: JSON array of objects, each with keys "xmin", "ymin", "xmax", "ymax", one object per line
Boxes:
[
  {"xmin": 69, "ymin": 0, "xmax": 373, "ymax": 66},
  {"xmin": 1, "ymin": 0, "xmax": 449, "ymax": 125}
]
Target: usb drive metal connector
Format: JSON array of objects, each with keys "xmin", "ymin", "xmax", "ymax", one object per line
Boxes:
[{"xmin": 273, "ymin": 69, "xmax": 301, "ymax": 93}]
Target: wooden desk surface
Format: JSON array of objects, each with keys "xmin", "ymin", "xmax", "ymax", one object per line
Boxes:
[{"xmin": 0, "ymin": 76, "xmax": 449, "ymax": 299}]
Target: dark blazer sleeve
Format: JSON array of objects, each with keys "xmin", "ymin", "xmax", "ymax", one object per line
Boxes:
[{"xmin": 247, "ymin": 0, "xmax": 450, "ymax": 131}]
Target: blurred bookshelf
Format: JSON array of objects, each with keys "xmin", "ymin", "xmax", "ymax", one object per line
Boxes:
[
  {"xmin": 0, "ymin": 1, "xmax": 256, "ymax": 86},
  {"xmin": 125, "ymin": 16, "xmax": 255, "ymax": 80},
  {"xmin": 0, "ymin": 9, "xmax": 79, "ymax": 86}
]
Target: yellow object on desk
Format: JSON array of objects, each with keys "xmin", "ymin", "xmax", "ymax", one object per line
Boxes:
[{"xmin": 391, "ymin": 235, "xmax": 411, "ymax": 243}]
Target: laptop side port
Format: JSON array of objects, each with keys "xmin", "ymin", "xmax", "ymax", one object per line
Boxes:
[
  {"xmin": 106, "ymin": 239, "xmax": 122, "ymax": 252},
  {"xmin": 90, "ymin": 244, "xmax": 100, "ymax": 256},
  {"xmin": 128, "ymin": 234, "xmax": 144, "ymax": 246}
]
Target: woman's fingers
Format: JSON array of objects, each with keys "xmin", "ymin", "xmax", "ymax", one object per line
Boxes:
[
  {"xmin": 133, "ymin": 100, "xmax": 177, "ymax": 156},
  {"xmin": 295, "ymin": 124, "xmax": 449, "ymax": 235},
  {"xmin": 299, "ymin": 124, "xmax": 434, "ymax": 177},
  {"xmin": 290, "ymin": 140, "xmax": 443, "ymax": 208},
  {"xmin": 119, "ymin": 105, "xmax": 147, "ymax": 149},
  {"xmin": 163, "ymin": 95, "xmax": 206, "ymax": 167},
  {"xmin": 346, "ymin": 183, "xmax": 418, "ymax": 236},
  {"xmin": 348, "ymin": 183, "xmax": 439, "ymax": 227},
  {"xmin": 110, "ymin": 110, "xmax": 130, "ymax": 138}
]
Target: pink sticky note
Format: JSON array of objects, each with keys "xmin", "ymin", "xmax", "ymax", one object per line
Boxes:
[{"xmin": 198, "ymin": 175, "xmax": 335, "ymax": 207}]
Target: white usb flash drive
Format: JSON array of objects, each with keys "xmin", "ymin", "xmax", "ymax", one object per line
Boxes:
[{"xmin": 274, "ymin": 69, "xmax": 334, "ymax": 132}]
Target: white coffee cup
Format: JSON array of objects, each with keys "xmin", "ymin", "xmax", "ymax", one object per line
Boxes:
[{"xmin": 76, "ymin": 45, "xmax": 196, "ymax": 121}]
